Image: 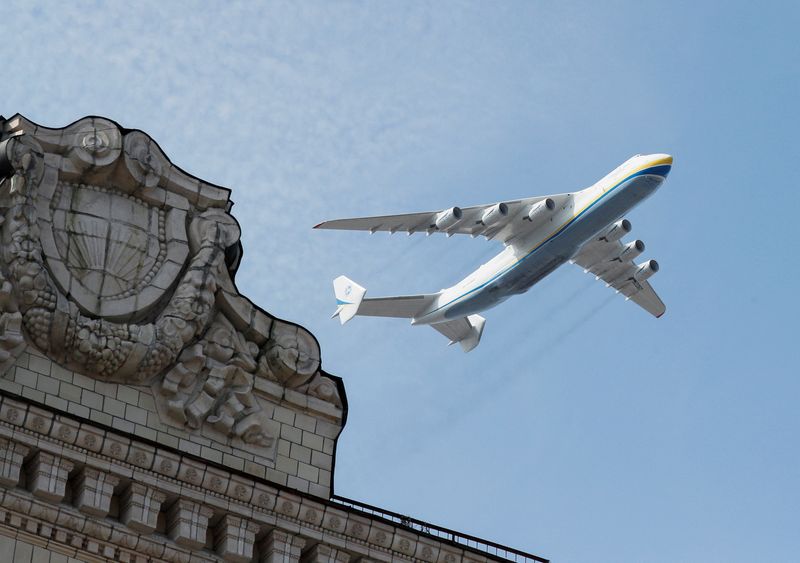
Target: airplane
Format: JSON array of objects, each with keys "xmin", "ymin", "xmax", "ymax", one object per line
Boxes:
[{"xmin": 315, "ymin": 153, "xmax": 672, "ymax": 352}]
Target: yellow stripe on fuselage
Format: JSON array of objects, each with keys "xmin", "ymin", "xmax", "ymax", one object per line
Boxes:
[
  {"xmin": 551, "ymin": 155, "xmax": 673, "ymax": 244},
  {"xmin": 497, "ymin": 157, "xmax": 669, "ymax": 280}
]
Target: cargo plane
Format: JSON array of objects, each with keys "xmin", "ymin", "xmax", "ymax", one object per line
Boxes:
[{"xmin": 315, "ymin": 154, "xmax": 672, "ymax": 351}]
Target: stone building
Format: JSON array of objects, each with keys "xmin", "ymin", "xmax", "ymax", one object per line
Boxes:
[{"xmin": 0, "ymin": 114, "xmax": 547, "ymax": 563}]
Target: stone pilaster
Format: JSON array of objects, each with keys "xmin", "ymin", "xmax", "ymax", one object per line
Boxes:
[
  {"xmin": 120, "ymin": 483, "xmax": 167, "ymax": 533},
  {"xmin": 26, "ymin": 451, "xmax": 73, "ymax": 502},
  {"xmin": 73, "ymin": 467, "xmax": 120, "ymax": 516},
  {"xmin": 260, "ymin": 529, "xmax": 307, "ymax": 563},
  {"xmin": 302, "ymin": 543, "xmax": 351, "ymax": 563},
  {"xmin": 0, "ymin": 438, "xmax": 29, "ymax": 486},
  {"xmin": 167, "ymin": 498, "xmax": 214, "ymax": 549},
  {"xmin": 215, "ymin": 514, "xmax": 261, "ymax": 562}
]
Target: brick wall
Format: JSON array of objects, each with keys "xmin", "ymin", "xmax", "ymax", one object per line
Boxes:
[{"xmin": 0, "ymin": 347, "xmax": 342, "ymax": 499}]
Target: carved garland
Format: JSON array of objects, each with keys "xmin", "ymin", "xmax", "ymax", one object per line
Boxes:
[{"xmin": 0, "ymin": 136, "xmax": 234, "ymax": 383}]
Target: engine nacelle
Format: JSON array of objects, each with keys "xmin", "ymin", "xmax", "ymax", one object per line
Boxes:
[
  {"xmin": 634, "ymin": 259, "xmax": 659, "ymax": 282},
  {"xmin": 618, "ymin": 239, "xmax": 645, "ymax": 262},
  {"xmin": 526, "ymin": 198, "xmax": 555, "ymax": 224},
  {"xmin": 599, "ymin": 219, "xmax": 632, "ymax": 242},
  {"xmin": 434, "ymin": 206, "xmax": 463, "ymax": 231},
  {"xmin": 480, "ymin": 202, "xmax": 509, "ymax": 226}
]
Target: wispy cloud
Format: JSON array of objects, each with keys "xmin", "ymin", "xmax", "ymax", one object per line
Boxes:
[{"xmin": 5, "ymin": 2, "xmax": 798, "ymax": 560}]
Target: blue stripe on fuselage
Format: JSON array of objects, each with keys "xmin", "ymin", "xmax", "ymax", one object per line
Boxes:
[{"xmin": 419, "ymin": 164, "xmax": 670, "ymax": 320}]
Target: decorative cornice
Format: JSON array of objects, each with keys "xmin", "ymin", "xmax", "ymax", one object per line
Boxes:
[{"xmin": 0, "ymin": 392, "xmax": 485, "ymax": 562}]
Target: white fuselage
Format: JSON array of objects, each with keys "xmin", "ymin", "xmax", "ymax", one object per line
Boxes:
[{"xmin": 413, "ymin": 154, "xmax": 673, "ymax": 325}]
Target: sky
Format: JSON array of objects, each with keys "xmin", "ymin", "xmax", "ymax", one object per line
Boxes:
[{"xmin": 2, "ymin": 1, "xmax": 799, "ymax": 561}]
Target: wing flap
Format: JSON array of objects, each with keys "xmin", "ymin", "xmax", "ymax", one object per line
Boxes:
[
  {"xmin": 619, "ymin": 281, "xmax": 666, "ymax": 317},
  {"xmin": 314, "ymin": 193, "xmax": 569, "ymax": 243},
  {"xmin": 314, "ymin": 211, "xmax": 435, "ymax": 234}
]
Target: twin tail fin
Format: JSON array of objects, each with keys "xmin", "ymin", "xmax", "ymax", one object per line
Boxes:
[{"xmin": 332, "ymin": 275, "xmax": 366, "ymax": 325}]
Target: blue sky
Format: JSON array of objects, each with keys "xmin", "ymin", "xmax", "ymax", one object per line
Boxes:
[{"xmin": 3, "ymin": 1, "xmax": 799, "ymax": 561}]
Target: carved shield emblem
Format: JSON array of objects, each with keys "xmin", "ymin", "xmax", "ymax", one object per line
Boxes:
[
  {"xmin": 41, "ymin": 183, "xmax": 188, "ymax": 321},
  {"xmin": 0, "ymin": 114, "xmax": 340, "ymax": 459}
]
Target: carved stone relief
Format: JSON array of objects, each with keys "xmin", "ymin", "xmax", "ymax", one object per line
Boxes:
[{"xmin": 0, "ymin": 115, "xmax": 344, "ymax": 456}]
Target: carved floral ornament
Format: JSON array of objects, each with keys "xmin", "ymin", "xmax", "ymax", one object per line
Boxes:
[{"xmin": 0, "ymin": 115, "xmax": 343, "ymax": 448}]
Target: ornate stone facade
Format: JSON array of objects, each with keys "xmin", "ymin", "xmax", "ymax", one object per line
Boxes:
[
  {"xmin": 0, "ymin": 115, "xmax": 544, "ymax": 563},
  {"xmin": 0, "ymin": 114, "xmax": 345, "ymax": 496}
]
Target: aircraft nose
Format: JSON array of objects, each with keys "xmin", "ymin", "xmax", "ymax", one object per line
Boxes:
[
  {"xmin": 647, "ymin": 153, "xmax": 673, "ymax": 178},
  {"xmin": 651, "ymin": 153, "xmax": 673, "ymax": 166}
]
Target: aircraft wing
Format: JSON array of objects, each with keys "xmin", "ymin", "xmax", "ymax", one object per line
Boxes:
[
  {"xmin": 571, "ymin": 232, "xmax": 666, "ymax": 318},
  {"xmin": 314, "ymin": 194, "xmax": 570, "ymax": 244}
]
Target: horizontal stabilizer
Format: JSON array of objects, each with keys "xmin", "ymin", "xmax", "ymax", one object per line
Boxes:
[
  {"xmin": 431, "ymin": 314, "xmax": 486, "ymax": 352},
  {"xmin": 333, "ymin": 276, "xmax": 438, "ymax": 324}
]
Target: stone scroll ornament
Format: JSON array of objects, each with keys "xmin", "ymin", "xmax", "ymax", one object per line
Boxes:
[{"xmin": 0, "ymin": 115, "xmax": 343, "ymax": 450}]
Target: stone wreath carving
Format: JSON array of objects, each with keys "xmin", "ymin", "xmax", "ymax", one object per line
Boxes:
[{"xmin": 0, "ymin": 115, "xmax": 342, "ymax": 449}]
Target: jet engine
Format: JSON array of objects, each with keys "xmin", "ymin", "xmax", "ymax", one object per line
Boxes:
[
  {"xmin": 435, "ymin": 206, "xmax": 463, "ymax": 230},
  {"xmin": 598, "ymin": 219, "xmax": 632, "ymax": 242},
  {"xmin": 618, "ymin": 239, "xmax": 645, "ymax": 262},
  {"xmin": 480, "ymin": 202, "xmax": 508, "ymax": 226},
  {"xmin": 526, "ymin": 198, "xmax": 556, "ymax": 225},
  {"xmin": 634, "ymin": 259, "xmax": 659, "ymax": 282}
]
